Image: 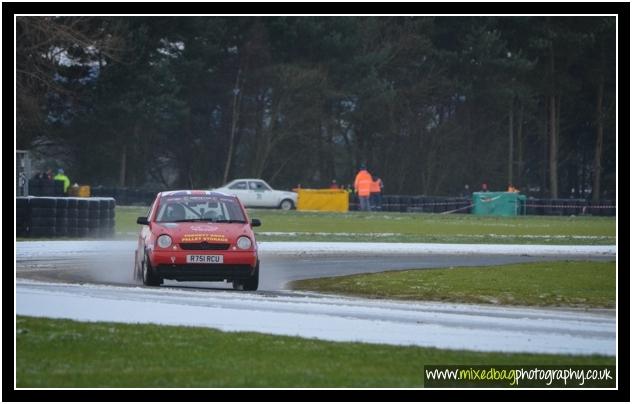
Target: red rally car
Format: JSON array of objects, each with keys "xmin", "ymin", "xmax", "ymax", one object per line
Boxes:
[{"xmin": 134, "ymin": 190, "xmax": 262, "ymax": 290}]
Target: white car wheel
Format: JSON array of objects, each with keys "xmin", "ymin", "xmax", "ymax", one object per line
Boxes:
[{"xmin": 280, "ymin": 199, "xmax": 294, "ymax": 210}]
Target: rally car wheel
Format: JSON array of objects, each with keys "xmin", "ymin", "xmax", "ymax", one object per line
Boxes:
[
  {"xmin": 242, "ymin": 261, "xmax": 259, "ymax": 291},
  {"xmin": 280, "ymin": 199, "xmax": 294, "ymax": 210},
  {"xmin": 142, "ymin": 252, "xmax": 162, "ymax": 287}
]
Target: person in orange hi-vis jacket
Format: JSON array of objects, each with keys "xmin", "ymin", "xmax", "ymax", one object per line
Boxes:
[
  {"xmin": 354, "ymin": 164, "xmax": 373, "ymax": 211},
  {"xmin": 370, "ymin": 174, "xmax": 384, "ymax": 210}
]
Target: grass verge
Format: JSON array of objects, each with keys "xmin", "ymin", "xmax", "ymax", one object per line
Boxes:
[
  {"xmin": 248, "ymin": 209, "xmax": 615, "ymax": 245},
  {"xmin": 110, "ymin": 206, "xmax": 615, "ymax": 245},
  {"xmin": 18, "ymin": 206, "xmax": 615, "ymax": 244},
  {"xmin": 290, "ymin": 261, "xmax": 616, "ymax": 308},
  {"xmin": 16, "ymin": 316, "xmax": 614, "ymax": 388},
  {"xmin": 115, "ymin": 205, "xmax": 149, "ymax": 236}
]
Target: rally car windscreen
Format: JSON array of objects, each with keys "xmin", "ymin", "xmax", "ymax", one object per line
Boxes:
[{"xmin": 155, "ymin": 196, "xmax": 246, "ymax": 223}]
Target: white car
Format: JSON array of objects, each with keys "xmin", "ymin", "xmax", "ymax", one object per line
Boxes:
[{"xmin": 214, "ymin": 179, "xmax": 297, "ymax": 210}]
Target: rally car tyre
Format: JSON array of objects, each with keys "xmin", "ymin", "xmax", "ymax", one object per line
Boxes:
[
  {"xmin": 279, "ymin": 199, "xmax": 294, "ymax": 210},
  {"xmin": 240, "ymin": 261, "xmax": 260, "ymax": 291},
  {"xmin": 142, "ymin": 252, "xmax": 162, "ymax": 287}
]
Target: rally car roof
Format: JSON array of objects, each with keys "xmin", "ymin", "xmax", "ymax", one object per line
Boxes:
[{"xmin": 159, "ymin": 190, "xmax": 232, "ymax": 198}]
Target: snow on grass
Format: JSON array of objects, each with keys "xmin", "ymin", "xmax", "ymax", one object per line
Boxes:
[
  {"xmin": 16, "ymin": 279, "xmax": 615, "ymax": 355},
  {"xmin": 257, "ymin": 242, "xmax": 615, "ymax": 256},
  {"xmin": 257, "ymin": 231, "xmax": 614, "ymax": 241},
  {"xmin": 16, "ymin": 240, "xmax": 615, "ymax": 259}
]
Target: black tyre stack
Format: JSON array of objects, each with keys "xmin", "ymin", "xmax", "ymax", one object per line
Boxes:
[
  {"xmin": 96, "ymin": 198, "xmax": 116, "ymax": 237},
  {"xmin": 349, "ymin": 194, "xmax": 358, "ymax": 211},
  {"xmin": 88, "ymin": 198, "xmax": 101, "ymax": 237},
  {"xmin": 29, "ymin": 197, "xmax": 57, "ymax": 237},
  {"xmin": 17, "ymin": 197, "xmax": 31, "ymax": 237},
  {"xmin": 67, "ymin": 198, "xmax": 79, "ymax": 237},
  {"xmin": 77, "ymin": 198, "xmax": 90, "ymax": 237},
  {"xmin": 387, "ymin": 195, "xmax": 400, "ymax": 212},
  {"xmin": 55, "ymin": 198, "xmax": 69, "ymax": 237},
  {"xmin": 17, "ymin": 197, "xmax": 116, "ymax": 238},
  {"xmin": 106, "ymin": 198, "xmax": 116, "ymax": 236}
]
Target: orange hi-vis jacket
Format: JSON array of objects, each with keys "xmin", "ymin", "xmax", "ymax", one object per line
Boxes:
[
  {"xmin": 370, "ymin": 178, "xmax": 382, "ymax": 193},
  {"xmin": 354, "ymin": 170, "xmax": 373, "ymax": 197}
]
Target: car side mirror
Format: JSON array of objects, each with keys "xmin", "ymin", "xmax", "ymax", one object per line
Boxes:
[
  {"xmin": 251, "ymin": 218, "xmax": 261, "ymax": 227},
  {"xmin": 137, "ymin": 216, "xmax": 149, "ymax": 225}
]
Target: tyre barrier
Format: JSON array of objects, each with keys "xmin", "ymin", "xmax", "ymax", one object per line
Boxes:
[
  {"xmin": 16, "ymin": 196, "xmax": 116, "ymax": 238},
  {"xmin": 348, "ymin": 195, "xmax": 614, "ymax": 216},
  {"xmin": 523, "ymin": 198, "xmax": 615, "ymax": 217},
  {"xmin": 87, "ymin": 186, "xmax": 619, "ymax": 217},
  {"xmin": 350, "ymin": 195, "xmax": 471, "ymax": 213}
]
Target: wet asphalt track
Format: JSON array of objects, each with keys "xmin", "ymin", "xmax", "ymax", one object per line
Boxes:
[
  {"xmin": 15, "ymin": 240, "xmax": 616, "ymax": 355},
  {"xmin": 15, "ymin": 240, "xmax": 613, "ymax": 291}
]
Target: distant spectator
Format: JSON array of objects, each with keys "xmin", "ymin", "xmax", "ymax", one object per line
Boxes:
[
  {"xmin": 329, "ymin": 179, "xmax": 340, "ymax": 189},
  {"xmin": 369, "ymin": 174, "xmax": 383, "ymax": 211},
  {"xmin": 354, "ymin": 164, "xmax": 372, "ymax": 211},
  {"xmin": 462, "ymin": 184, "xmax": 471, "ymax": 197},
  {"xmin": 481, "ymin": 183, "xmax": 489, "ymax": 192},
  {"xmin": 45, "ymin": 168, "xmax": 54, "ymax": 180},
  {"xmin": 507, "ymin": 184, "xmax": 519, "ymax": 193},
  {"xmin": 54, "ymin": 168, "xmax": 71, "ymax": 194}
]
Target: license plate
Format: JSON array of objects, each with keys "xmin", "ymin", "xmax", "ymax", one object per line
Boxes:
[{"xmin": 186, "ymin": 255, "xmax": 223, "ymax": 264}]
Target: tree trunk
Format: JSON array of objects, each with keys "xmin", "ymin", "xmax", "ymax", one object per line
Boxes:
[
  {"xmin": 542, "ymin": 96, "xmax": 548, "ymax": 195},
  {"xmin": 508, "ymin": 99, "xmax": 514, "ymax": 186},
  {"xmin": 516, "ymin": 100, "xmax": 524, "ymax": 187},
  {"xmin": 222, "ymin": 68, "xmax": 242, "ymax": 184},
  {"xmin": 253, "ymin": 90, "xmax": 282, "ymax": 178},
  {"xmin": 549, "ymin": 94, "xmax": 558, "ymax": 198},
  {"xmin": 316, "ymin": 122, "xmax": 326, "ymax": 184},
  {"xmin": 548, "ymin": 42, "xmax": 558, "ymax": 199},
  {"xmin": 326, "ymin": 120, "xmax": 336, "ymax": 182},
  {"xmin": 592, "ymin": 78, "xmax": 604, "ymax": 203},
  {"xmin": 119, "ymin": 144, "xmax": 127, "ymax": 187}
]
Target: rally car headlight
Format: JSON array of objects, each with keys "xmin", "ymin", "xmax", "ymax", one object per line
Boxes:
[
  {"xmin": 236, "ymin": 236, "xmax": 252, "ymax": 250},
  {"xmin": 157, "ymin": 234, "xmax": 172, "ymax": 249}
]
